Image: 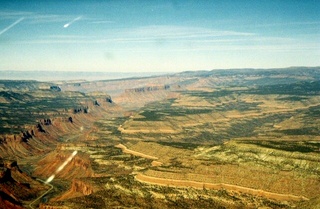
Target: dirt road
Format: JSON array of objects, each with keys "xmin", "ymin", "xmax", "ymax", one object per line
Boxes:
[
  {"xmin": 135, "ymin": 173, "xmax": 309, "ymax": 202},
  {"xmin": 116, "ymin": 143, "xmax": 309, "ymax": 202},
  {"xmin": 115, "ymin": 144, "xmax": 158, "ymax": 160},
  {"xmin": 28, "ymin": 178, "xmax": 54, "ymax": 209}
]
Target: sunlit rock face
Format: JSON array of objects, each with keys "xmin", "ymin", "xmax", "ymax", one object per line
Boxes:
[{"xmin": 0, "ymin": 160, "xmax": 49, "ymax": 209}]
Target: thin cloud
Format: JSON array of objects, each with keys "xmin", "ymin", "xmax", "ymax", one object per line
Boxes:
[
  {"xmin": 90, "ymin": 20, "xmax": 115, "ymax": 24},
  {"xmin": 17, "ymin": 36, "xmax": 318, "ymax": 54},
  {"xmin": 28, "ymin": 14, "xmax": 74, "ymax": 24},
  {"xmin": 14, "ymin": 24, "xmax": 317, "ymax": 54},
  {"xmin": 0, "ymin": 10, "xmax": 77, "ymax": 24},
  {"xmin": 168, "ymin": 42, "xmax": 320, "ymax": 52},
  {"xmin": 0, "ymin": 10, "xmax": 33, "ymax": 19},
  {"xmin": 248, "ymin": 21, "xmax": 320, "ymax": 28},
  {"xmin": 127, "ymin": 25, "xmax": 255, "ymax": 38},
  {"xmin": 16, "ymin": 37, "xmax": 250, "ymax": 45},
  {"xmin": 16, "ymin": 25, "xmax": 256, "ymax": 45},
  {"xmin": 287, "ymin": 21, "xmax": 320, "ymax": 25},
  {"xmin": 44, "ymin": 35, "xmax": 91, "ymax": 39},
  {"xmin": 0, "ymin": 17, "xmax": 24, "ymax": 35}
]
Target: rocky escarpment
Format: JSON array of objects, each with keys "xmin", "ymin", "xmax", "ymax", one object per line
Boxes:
[
  {"xmin": 33, "ymin": 150, "xmax": 94, "ymax": 181},
  {"xmin": 0, "ymin": 160, "xmax": 49, "ymax": 209},
  {"xmin": 0, "ymin": 89, "xmax": 116, "ymax": 159},
  {"xmin": 124, "ymin": 85, "xmax": 171, "ymax": 93},
  {"xmin": 0, "ymin": 116, "xmax": 79, "ymax": 159},
  {"xmin": 70, "ymin": 179, "xmax": 94, "ymax": 195},
  {"xmin": 52, "ymin": 178, "xmax": 97, "ymax": 202},
  {"xmin": 0, "ymin": 82, "xmax": 119, "ymax": 207},
  {"xmin": 115, "ymin": 85, "xmax": 180, "ymax": 110},
  {"xmin": 0, "ymin": 80, "xmax": 53, "ymax": 92},
  {"xmin": 40, "ymin": 178, "xmax": 103, "ymax": 208}
]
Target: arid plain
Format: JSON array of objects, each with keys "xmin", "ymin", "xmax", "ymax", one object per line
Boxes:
[{"xmin": 0, "ymin": 67, "xmax": 320, "ymax": 209}]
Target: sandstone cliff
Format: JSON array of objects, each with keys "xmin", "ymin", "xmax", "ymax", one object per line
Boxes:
[{"xmin": 0, "ymin": 160, "xmax": 49, "ymax": 209}]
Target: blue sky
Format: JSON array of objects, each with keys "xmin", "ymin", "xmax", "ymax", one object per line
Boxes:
[{"xmin": 0, "ymin": 0, "xmax": 319, "ymax": 72}]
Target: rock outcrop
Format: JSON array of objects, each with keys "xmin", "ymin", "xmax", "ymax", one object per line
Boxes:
[
  {"xmin": 0, "ymin": 160, "xmax": 48, "ymax": 209},
  {"xmin": 70, "ymin": 179, "xmax": 94, "ymax": 195},
  {"xmin": 124, "ymin": 85, "xmax": 170, "ymax": 93},
  {"xmin": 34, "ymin": 150, "xmax": 94, "ymax": 181}
]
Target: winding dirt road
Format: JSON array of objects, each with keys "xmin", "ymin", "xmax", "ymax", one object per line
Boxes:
[
  {"xmin": 28, "ymin": 178, "xmax": 54, "ymax": 209},
  {"xmin": 116, "ymin": 143, "xmax": 309, "ymax": 202},
  {"xmin": 135, "ymin": 173, "xmax": 309, "ymax": 202}
]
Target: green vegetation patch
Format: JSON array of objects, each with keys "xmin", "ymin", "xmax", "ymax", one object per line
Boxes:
[
  {"xmin": 136, "ymin": 108, "xmax": 212, "ymax": 121},
  {"xmin": 306, "ymin": 105, "xmax": 320, "ymax": 116},
  {"xmin": 276, "ymin": 96, "xmax": 309, "ymax": 101},
  {"xmin": 276, "ymin": 127, "xmax": 319, "ymax": 136},
  {"xmin": 93, "ymin": 117, "xmax": 127, "ymax": 137},
  {"xmin": 156, "ymin": 141, "xmax": 199, "ymax": 150},
  {"xmin": 184, "ymin": 89, "xmax": 234, "ymax": 98},
  {"xmin": 247, "ymin": 80, "xmax": 320, "ymax": 95},
  {"xmin": 213, "ymin": 101, "xmax": 261, "ymax": 112},
  {"xmin": 226, "ymin": 113, "xmax": 291, "ymax": 139},
  {"xmin": 241, "ymin": 140, "xmax": 320, "ymax": 153},
  {"xmin": 133, "ymin": 99, "xmax": 212, "ymax": 121}
]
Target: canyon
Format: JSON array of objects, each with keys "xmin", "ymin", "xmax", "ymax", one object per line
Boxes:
[{"xmin": 0, "ymin": 67, "xmax": 320, "ymax": 208}]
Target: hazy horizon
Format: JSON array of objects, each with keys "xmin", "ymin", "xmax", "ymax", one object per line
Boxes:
[
  {"xmin": 2, "ymin": 65, "xmax": 320, "ymax": 82},
  {"xmin": 0, "ymin": 70, "xmax": 171, "ymax": 81}
]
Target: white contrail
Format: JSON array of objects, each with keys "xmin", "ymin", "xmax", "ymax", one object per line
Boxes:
[
  {"xmin": 56, "ymin": 150, "xmax": 78, "ymax": 172},
  {"xmin": 64, "ymin": 16, "xmax": 82, "ymax": 28},
  {"xmin": 0, "ymin": 17, "xmax": 24, "ymax": 35},
  {"xmin": 45, "ymin": 150, "xmax": 78, "ymax": 184},
  {"xmin": 45, "ymin": 175, "xmax": 55, "ymax": 184}
]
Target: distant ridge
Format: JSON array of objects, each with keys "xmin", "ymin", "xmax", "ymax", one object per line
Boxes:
[
  {"xmin": 177, "ymin": 66, "xmax": 320, "ymax": 76},
  {"xmin": 0, "ymin": 71, "xmax": 167, "ymax": 82},
  {"xmin": 1, "ymin": 66, "xmax": 319, "ymax": 82}
]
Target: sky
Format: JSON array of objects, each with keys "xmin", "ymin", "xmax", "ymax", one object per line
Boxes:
[{"xmin": 0, "ymin": 0, "xmax": 319, "ymax": 73}]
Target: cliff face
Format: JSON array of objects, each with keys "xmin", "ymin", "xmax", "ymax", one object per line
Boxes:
[
  {"xmin": 0, "ymin": 160, "xmax": 49, "ymax": 209},
  {"xmin": 0, "ymin": 85, "xmax": 119, "ymax": 208},
  {"xmin": 0, "ymin": 91, "xmax": 116, "ymax": 159},
  {"xmin": 0, "ymin": 194, "xmax": 24, "ymax": 209},
  {"xmin": 70, "ymin": 179, "xmax": 94, "ymax": 195},
  {"xmin": 124, "ymin": 85, "xmax": 171, "ymax": 93},
  {"xmin": 48, "ymin": 178, "xmax": 100, "ymax": 204},
  {"xmin": 0, "ymin": 117, "xmax": 74, "ymax": 159},
  {"xmin": 115, "ymin": 86, "xmax": 179, "ymax": 110},
  {"xmin": 0, "ymin": 82, "xmax": 116, "ymax": 144},
  {"xmin": 33, "ymin": 150, "xmax": 94, "ymax": 181}
]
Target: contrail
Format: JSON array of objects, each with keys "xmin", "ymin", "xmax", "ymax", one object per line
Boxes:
[
  {"xmin": 0, "ymin": 17, "xmax": 24, "ymax": 35},
  {"xmin": 64, "ymin": 16, "xmax": 82, "ymax": 28},
  {"xmin": 45, "ymin": 150, "xmax": 78, "ymax": 184}
]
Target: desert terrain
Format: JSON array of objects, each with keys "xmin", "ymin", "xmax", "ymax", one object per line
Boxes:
[{"xmin": 0, "ymin": 67, "xmax": 320, "ymax": 209}]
